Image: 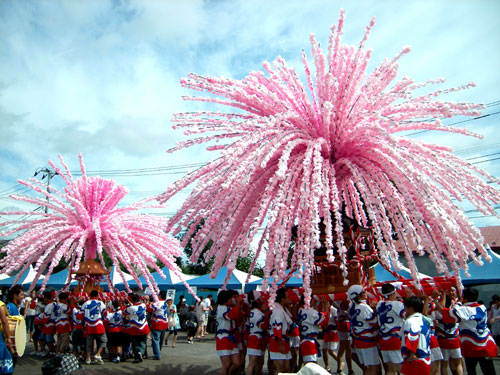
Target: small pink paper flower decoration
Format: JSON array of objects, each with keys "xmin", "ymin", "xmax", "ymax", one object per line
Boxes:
[
  {"xmin": 0, "ymin": 154, "xmax": 191, "ymax": 297},
  {"xmin": 159, "ymin": 11, "xmax": 500, "ymax": 303}
]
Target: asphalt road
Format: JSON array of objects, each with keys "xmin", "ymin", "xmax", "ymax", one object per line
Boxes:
[{"xmin": 13, "ymin": 333, "xmax": 500, "ymax": 375}]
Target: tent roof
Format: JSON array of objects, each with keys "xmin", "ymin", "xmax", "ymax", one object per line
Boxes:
[
  {"xmin": 124, "ymin": 267, "xmax": 195, "ymax": 291},
  {"xmin": 22, "ymin": 266, "xmax": 44, "ymax": 286},
  {"xmin": 37, "ymin": 268, "xmax": 75, "ymax": 289},
  {"xmin": 370, "ymin": 262, "xmax": 430, "ymax": 282},
  {"xmin": 185, "ymin": 266, "xmax": 256, "ymax": 290},
  {"xmin": 455, "ymin": 249, "xmax": 500, "ymax": 285},
  {"xmin": 108, "ymin": 266, "xmax": 134, "ymax": 285},
  {"xmin": 0, "ymin": 267, "xmax": 31, "ymax": 287},
  {"xmin": 245, "ymin": 268, "xmax": 303, "ymax": 291}
]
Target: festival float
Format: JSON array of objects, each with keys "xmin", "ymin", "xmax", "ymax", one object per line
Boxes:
[
  {"xmin": 0, "ymin": 154, "xmax": 194, "ymax": 300},
  {"xmin": 159, "ymin": 10, "xmax": 499, "ymax": 304}
]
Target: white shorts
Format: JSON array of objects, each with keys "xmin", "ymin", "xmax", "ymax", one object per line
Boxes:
[
  {"xmin": 302, "ymin": 353, "xmax": 318, "ymax": 363},
  {"xmin": 270, "ymin": 351, "xmax": 292, "ymax": 360},
  {"xmin": 338, "ymin": 331, "xmax": 351, "ymax": 341},
  {"xmin": 247, "ymin": 348, "xmax": 264, "ymax": 357},
  {"xmin": 441, "ymin": 348, "xmax": 462, "ymax": 360},
  {"xmin": 381, "ymin": 349, "xmax": 403, "ymax": 364},
  {"xmin": 354, "ymin": 347, "xmax": 380, "ymax": 366},
  {"xmin": 289, "ymin": 336, "xmax": 300, "ymax": 348},
  {"xmin": 216, "ymin": 347, "xmax": 239, "ymax": 357},
  {"xmin": 430, "ymin": 347, "xmax": 443, "ymax": 362},
  {"xmin": 321, "ymin": 340, "xmax": 339, "ymax": 351}
]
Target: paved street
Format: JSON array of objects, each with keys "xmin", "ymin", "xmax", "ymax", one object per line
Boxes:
[{"xmin": 13, "ymin": 333, "xmax": 500, "ymax": 375}]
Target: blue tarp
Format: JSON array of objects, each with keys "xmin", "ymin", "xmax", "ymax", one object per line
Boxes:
[
  {"xmin": 0, "ymin": 268, "xmax": 30, "ymax": 287},
  {"xmin": 245, "ymin": 269, "xmax": 303, "ymax": 292},
  {"xmin": 122, "ymin": 266, "xmax": 187, "ymax": 291},
  {"xmin": 455, "ymin": 249, "xmax": 500, "ymax": 285},
  {"xmin": 183, "ymin": 266, "xmax": 243, "ymax": 290},
  {"xmin": 371, "ymin": 263, "xmax": 412, "ymax": 281},
  {"xmin": 36, "ymin": 268, "xmax": 74, "ymax": 289}
]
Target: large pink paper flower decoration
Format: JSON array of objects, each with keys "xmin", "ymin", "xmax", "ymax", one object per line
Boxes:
[
  {"xmin": 159, "ymin": 11, "xmax": 500, "ymax": 302},
  {"xmin": 1, "ymin": 154, "xmax": 190, "ymax": 296}
]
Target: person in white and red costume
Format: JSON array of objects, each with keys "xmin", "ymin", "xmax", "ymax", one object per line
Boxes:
[
  {"xmin": 246, "ymin": 291, "xmax": 269, "ymax": 375},
  {"xmin": 297, "ymin": 297, "xmax": 326, "ymax": 364},
  {"xmin": 435, "ymin": 287, "xmax": 497, "ymax": 375},
  {"xmin": 347, "ymin": 284, "xmax": 380, "ymax": 375},
  {"xmin": 376, "ymin": 283, "xmax": 405, "ymax": 375},
  {"xmin": 270, "ymin": 288, "xmax": 293, "ymax": 374},
  {"xmin": 123, "ymin": 293, "xmax": 150, "ymax": 363},
  {"xmin": 401, "ymin": 296, "xmax": 432, "ymax": 375},
  {"xmin": 82, "ymin": 290, "xmax": 107, "ymax": 365},
  {"xmin": 216, "ymin": 289, "xmax": 242, "ymax": 375}
]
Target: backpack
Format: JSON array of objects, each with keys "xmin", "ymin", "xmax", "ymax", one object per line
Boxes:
[{"xmin": 41, "ymin": 353, "xmax": 80, "ymax": 375}]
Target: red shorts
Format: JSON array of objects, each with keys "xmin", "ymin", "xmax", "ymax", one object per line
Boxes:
[
  {"xmin": 269, "ymin": 338, "xmax": 290, "ymax": 354},
  {"xmin": 323, "ymin": 331, "xmax": 339, "ymax": 343},
  {"xmin": 247, "ymin": 334, "xmax": 266, "ymax": 351},
  {"xmin": 299, "ymin": 339, "xmax": 318, "ymax": 357},
  {"xmin": 401, "ymin": 358, "xmax": 431, "ymax": 375},
  {"xmin": 216, "ymin": 336, "xmax": 239, "ymax": 356}
]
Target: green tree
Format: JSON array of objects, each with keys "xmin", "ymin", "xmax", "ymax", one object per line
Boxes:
[{"xmin": 177, "ymin": 219, "xmax": 264, "ymax": 276}]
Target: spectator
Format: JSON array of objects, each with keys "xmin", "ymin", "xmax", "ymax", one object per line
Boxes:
[
  {"xmin": 195, "ymin": 297, "xmax": 205, "ymax": 339},
  {"xmin": 165, "ymin": 298, "xmax": 180, "ymax": 348},
  {"xmin": 202, "ymin": 295, "xmax": 213, "ymax": 336},
  {"xmin": 6, "ymin": 285, "xmax": 24, "ymax": 316},
  {"xmin": 0, "ymin": 299, "xmax": 14, "ymax": 374},
  {"xmin": 185, "ymin": 305, "xmax": 198, "ymax": 344},
  {"xmin": 24, "ymin": 291, "xmax": 37, "ymax": 342}
]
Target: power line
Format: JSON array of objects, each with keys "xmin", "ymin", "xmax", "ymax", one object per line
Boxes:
[
  {"xmin": 455, "ymin": 143, "xmax": 500, "ymax": 156},
  {"xmin": 406, "ymin": 110, "xmax": 500, "ymax": 137},
  {"xmin": 471, "ymin": 156, "xmax": 500, "ymax": 165}
]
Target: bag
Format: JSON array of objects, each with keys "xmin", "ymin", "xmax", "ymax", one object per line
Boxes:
[
  {"xmin": 185, "ymin": 320, "xmax": 197, "ymax": 329},
  {"xmin": 168, "ymin": 316, "xmax": 176, "ymax": 328},
  {"xmin": 42, "ymin": 353, "xmax": 80, "ymax": 375}
]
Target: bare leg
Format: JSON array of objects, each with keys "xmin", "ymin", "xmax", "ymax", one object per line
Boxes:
[
  {"xmin": 450, "ymin": 357, "xmax": 463, "ymax": 375},
  {"xmin": 323, "ymin": 348, "xmax": 330, "ymax": 370},
  {"xmin": 430, "ymin": 360, "xmax": 440, "ymax": 375}
]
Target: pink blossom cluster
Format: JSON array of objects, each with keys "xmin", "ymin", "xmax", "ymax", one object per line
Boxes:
[
  {"xmin": 0, "ymin": 154, "xmax": 193, "ymax": 298},
  {"xmin": 159, "ymin": 11, "xmax": 499, "ymax": 304}
]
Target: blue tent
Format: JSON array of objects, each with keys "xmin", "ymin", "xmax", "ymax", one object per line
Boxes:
[
  {"xmin": 454, "ymin": 249, "xmax": 500, "ymax": 285},
  {"xmin": 123, "ymin": 266, "xmax": 188, "ymax": 291},
  {"xmin": 371, "ymin": 262, "xmax": 412, "ymax": 281},
  {"xmin": 245, "ymin": 269, "xmax": 303, "ymax": 292},
  {"xmin": 37, "ymin": 268, "xmax": 74, "ymax": 289},
  {"xmin": 0, "ymin": 268, "xmax": 30, "ymax": 287},
  {"xmin": 183, "ymin": 266, "xmax": 244, "ymax": 290}
]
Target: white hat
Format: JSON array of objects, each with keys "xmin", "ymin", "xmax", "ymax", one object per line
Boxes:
[{"xmin": 347, "ymin": 285, "xmax": 363, "ymax": 300}]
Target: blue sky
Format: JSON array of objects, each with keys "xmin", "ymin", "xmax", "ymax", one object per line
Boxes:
[{"xmin": 0, "ymin": 0, "xmax": 499, "ymax": 230}]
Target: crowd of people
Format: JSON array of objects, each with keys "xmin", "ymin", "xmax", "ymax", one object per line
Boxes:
[
  {"xmin": 0, "ymin": 285, "xmax": 215, "ymax": 375},
  {"xmin": 214, "ymin": 285, "xmax": 498, "ymax": 375},
  {"xmin": 0, "ymin": 283, "xmax": 499, "ymax": 375}
]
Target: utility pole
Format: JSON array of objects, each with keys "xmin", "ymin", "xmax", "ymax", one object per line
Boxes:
[{"xmin": 34, "ymin": 167, "xmax": 57, "ymax": 214}]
